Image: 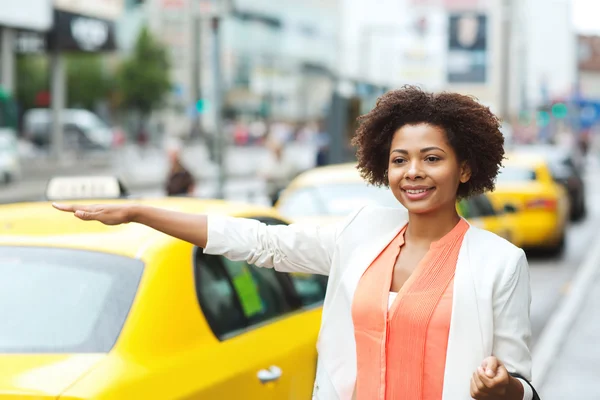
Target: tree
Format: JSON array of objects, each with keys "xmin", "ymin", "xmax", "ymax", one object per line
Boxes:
[
  {"xmin": 117, "ymin": 26, "xmax": 171, "ymax": 120},
  {"xmin": 66, "ymin": 54, "xmax": 113, "ymax": 110},
  {"xmin": 16, "ymin": 55, "xmax": 49, "ymax": 111}
]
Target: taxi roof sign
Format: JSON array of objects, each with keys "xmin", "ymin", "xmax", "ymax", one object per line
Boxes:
[{"xmin": 45, "ymin": 176, "xmax": 128, "ymax": 201}]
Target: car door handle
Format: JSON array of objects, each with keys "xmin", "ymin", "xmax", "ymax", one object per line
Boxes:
[{"xmin": 257, "ymin": 365, "xmax": 282, "ymax": 384}]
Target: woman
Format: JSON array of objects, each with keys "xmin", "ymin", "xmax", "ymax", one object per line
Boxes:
[{"xmin": 53, "ymin": 86, "xmax": 537, "ymax": 400}]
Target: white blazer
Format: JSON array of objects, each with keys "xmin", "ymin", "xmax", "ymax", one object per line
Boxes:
[{"xmin": 204, "ymin": 206, "xmax": 533, "ymax": 400}]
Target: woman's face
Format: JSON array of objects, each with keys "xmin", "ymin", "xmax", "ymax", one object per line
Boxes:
[{"xmin": 387, "ymin": 123, "xmax": 471, "ymax": 215}]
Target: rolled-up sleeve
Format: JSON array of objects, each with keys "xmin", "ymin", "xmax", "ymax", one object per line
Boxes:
[
  {"xmin": 204, "ymin": 208, "xmax": 363, "ymax": 276},
  {"xmin": 492, "ymin": 249, "xmax": 534, "ymax": 400}
]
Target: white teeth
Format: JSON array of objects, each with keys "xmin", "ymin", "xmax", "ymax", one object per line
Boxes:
[{"xmin": 406, "ymin": 189, "xmax": 428, "ymax": 194}]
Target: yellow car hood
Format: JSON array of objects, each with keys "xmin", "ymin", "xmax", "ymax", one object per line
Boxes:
[{"xmin": 0, "ymin": 354, "xmax": 104, "ymax": 398}]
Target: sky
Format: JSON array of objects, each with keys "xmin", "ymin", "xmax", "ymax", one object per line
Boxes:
[{"xmin": 572, "ymin": 0, "xmax": 600, "ymax": 34}]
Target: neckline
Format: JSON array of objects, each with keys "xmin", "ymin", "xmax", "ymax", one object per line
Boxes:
[{"xmin": 399, "ymin": 218, "xmax": 469, "ymax": 250}]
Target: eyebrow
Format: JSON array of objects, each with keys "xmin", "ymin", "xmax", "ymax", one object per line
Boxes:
[{"xmin": 391, "ymin": 146, "xmax": 447, "ymax": 154}]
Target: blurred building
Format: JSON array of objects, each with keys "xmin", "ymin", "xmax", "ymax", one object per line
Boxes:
[
  {"xmin": 578, "ymin": 35, "xmax": 600, "ymax": 99},
  {"xmin": 125, "ymin": 0, "xmax": 340, "ymax": 138},
  {"xmin": 337, "ymin": 0, "xmax": 576, "ymax": 121},
  {"xmin": 0, "ymin": 0, "xmax": 52, "ymax": 94}
]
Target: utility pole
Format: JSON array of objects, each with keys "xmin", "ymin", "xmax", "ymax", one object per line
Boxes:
[
  {"xmin": 50, "ymin": 48, "xmax": 66, "ymax": 162},
  {"xmin": 0, "ymin": 27, "xmax": 15, "ymax": 94},
  {"xmin": 191, "ymin": 14, "xmax": 202, "ymax": 141},
  {"xmin": 211, "ymin": 16, "xmax": 225, "ymax": 199},
  {"xmin": 499, "ymin": 0, "xmax": 513, "ymax": 122},
  {"xmin": 194, "ymin": 0, "xmax": 232, "ymax": 199}
]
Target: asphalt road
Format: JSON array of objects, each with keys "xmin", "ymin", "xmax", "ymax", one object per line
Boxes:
[{"xmin": 528, "ymin": 167, "xmax": 600, "ymax": 348}]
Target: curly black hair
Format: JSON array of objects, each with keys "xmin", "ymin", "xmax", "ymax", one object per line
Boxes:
[{"xmin": 351, "ymin": 85, "xmax": 505, "ymax": 199}]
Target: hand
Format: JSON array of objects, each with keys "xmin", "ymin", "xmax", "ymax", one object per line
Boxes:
[
  {"xmin": 470, "ymin": 357, "xmax": 511, "ymax": 399},
  {"xmin": 52, "ymin": 203, "xmax": 135, "ymax": 226}
]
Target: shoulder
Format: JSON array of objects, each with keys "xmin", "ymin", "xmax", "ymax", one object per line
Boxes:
[
  {"xmin": 466, "ymin": 225, "xmax": 524, "ymax": 261},
  {"xmin": 334, "ymin": 205, "xmax": 408, "ymax": 245},
  {"xmin": 466, "ymin": 225, "xmax": 528, "ymax": 289},
  {"xmin": 343, "ymin": 205, "xmax": 408, "ymax": 232}
]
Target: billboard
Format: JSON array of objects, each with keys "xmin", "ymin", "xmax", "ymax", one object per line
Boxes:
[
  {"xmin": 47, "ymin": 9, "xmax": 117, "ymax": 52},
  {"xmin": 447, "ymin": 13, "xmax": 487, "ymax": 83},
  {"xmin": 54, "ymin": 0, "xmax": 124, "ymax": 20},
  {"xmin": 0, "ymin": 0, "xmax": 52, "ymax": 30}
]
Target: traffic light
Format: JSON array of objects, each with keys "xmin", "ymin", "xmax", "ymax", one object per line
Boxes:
[
  {"xmin": 537, "ymin": 110, "xmax": 551, "ymax": 127},
  {"xmin": 196, "ymin": 99, "xmax": 210, "ymax": 113},
  {"xmin": 551, "ymin": 103, "xmax": 568, "ymax": 119}
]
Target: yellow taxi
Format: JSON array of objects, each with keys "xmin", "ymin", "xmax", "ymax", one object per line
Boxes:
[
  {"xmin": 276, "ymin": 163, "xmax": 515, "ymax": 242},
  {"xmin": 0, "ymin": 177, "xmax": 325, "ymax": 399},
  {"xmin": 487, "ymin": 153, "xmax": 570, "ymax": 254}
]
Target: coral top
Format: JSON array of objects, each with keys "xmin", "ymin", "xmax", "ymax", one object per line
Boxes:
[{"xmin": 351, "ymin": 219, "xmax": 469, "ymax": 399}]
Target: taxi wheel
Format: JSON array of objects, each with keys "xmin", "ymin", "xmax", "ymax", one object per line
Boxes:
[{"xmin": 546, "ymin": 232, "xmax": 566, "ymax": 257}]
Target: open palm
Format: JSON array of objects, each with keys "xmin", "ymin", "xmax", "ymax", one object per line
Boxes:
[{"xmin": 52, "ymin": 203, "xmax": 133, "ymax": 226}]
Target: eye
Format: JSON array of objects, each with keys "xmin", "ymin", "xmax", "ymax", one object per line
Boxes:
[
  {"xmin": 425, "ymin": 156, "xmax": 441, "ymax": 163},
  {"xmin": 392, "ymin": 158, "xmax": 406, "ymax": 165}
]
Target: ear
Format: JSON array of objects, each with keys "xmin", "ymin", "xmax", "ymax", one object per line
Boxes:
[{"xmin": 459, "ymin": 162, "xmax": 472, "ymax": 184}]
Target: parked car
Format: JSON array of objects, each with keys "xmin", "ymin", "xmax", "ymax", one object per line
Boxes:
[
  {"xmin": 514, "ymin": 144, "xmax": 586, "ymax": 221},
  {"xmin": 0, "ymin": 129, "xmax": 21, "ymax": 184},
  {"xmin": 22, "ymin": 108, "xmax": 116, "ymax": 151},
  {"xmin": 488, "ymin": 153, "xmax": 570, "ymax": 255},
  {"xmin": 0, "ymin": 178, "xmax": 325, "ymax": 399}
]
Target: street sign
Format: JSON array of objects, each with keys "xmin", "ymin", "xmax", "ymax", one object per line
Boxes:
[{"xmin": 194, "ymin": 0, "xmax": 233, "ymax": 18}]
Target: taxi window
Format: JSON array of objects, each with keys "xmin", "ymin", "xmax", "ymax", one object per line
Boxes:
[
  {"xmin": 289, "ymin": 273, "xmax": 327, "ymax": 306},
  {"xmin": 0, "ymin": 247, "xmax": 143, "ymax": 353},
  {"xmin": 471, "ymin": 194, "xmax": 497, "ymax": 217},
  {"xmin": 194, "ymin": 250, "xmax": 294, "ymax": 339}
]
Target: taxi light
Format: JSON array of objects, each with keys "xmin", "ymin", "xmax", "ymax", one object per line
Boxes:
[{"xmin": 45, "ymin": 176, "xmax": 128, "ymax": 201}]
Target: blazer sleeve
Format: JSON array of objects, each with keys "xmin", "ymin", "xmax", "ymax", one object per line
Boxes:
[
  {"xmin": 203, "ymin": 207, "xmax": 364, "ymax": 276},
  {"xmin": 492, "ymin": 248, "xmax": 535, "ymax": 399}
]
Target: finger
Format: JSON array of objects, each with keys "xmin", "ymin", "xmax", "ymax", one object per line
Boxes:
[
  {"xmin": 52, "ymin": 203, "xmax": 76, "ymax": 212},
  {"xmin": 477, "ymin": 366, "xmax": 496, "ymax": 388},
  {"xmin": 470, "ymin": 374, "xmax": 491, "ymax": 399},
  {"xmin": 473, "ymin": 371, "xmax": 491, "ymax": 394},
  {"xmin": 75, "ymin": 210, "xmax": 95, "ymax": 220},
  {"xmin": 482, "ymin": 357, "xmax": 499, "ymax": 378}
]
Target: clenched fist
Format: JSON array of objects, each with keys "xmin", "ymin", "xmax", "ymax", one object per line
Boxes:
[{"xmin": 470, "ymin": 356, "xmax": 519, "ymax": 399}]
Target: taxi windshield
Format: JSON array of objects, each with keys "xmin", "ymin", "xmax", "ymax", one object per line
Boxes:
[
  {"xmin": 0, "ymin": 247, "xmax": 143, "ymax": 354},
  {"xmin": 496, "ymin": 166, "xmax": 537, "ymax": 182},
  {"xmin": 280, "ymin": 182, "xmax": 402, "ymax": 218}
]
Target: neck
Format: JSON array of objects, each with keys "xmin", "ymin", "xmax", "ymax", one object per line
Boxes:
[{"xmin": 405, "ymin": 205, "xmax": 461, "ymax": 245}]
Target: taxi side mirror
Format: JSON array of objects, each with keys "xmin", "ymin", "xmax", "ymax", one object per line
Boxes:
[{"xmin": 503, "ymin": 203, "xmax": 518, "ymax": 214}]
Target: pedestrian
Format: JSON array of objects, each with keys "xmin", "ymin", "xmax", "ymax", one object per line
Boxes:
[
  {"xmin": 257, "ymin": 140, "xmax": 299, "ymax": 206},
  {"xmin": 164, "ymin": 140, "xmax": 196, "ymax": 197},
  {"xmin": 53, "ymin": 86, "xmax": 538, "ymax": 400}
]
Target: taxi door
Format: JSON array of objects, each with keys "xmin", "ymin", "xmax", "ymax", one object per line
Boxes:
[{"xmin": 191, "ymin": 251, "xmax": 322, "ymax": 400}]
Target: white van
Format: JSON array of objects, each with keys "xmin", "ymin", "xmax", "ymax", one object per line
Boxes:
[{"xmin": 23, "ymin": 108, "xmax": 115, "ymax": 151}]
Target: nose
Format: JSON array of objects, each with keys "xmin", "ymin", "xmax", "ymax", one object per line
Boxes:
[{"xmin": 405, "ymin": 160, "xmax": 424, "ymax": 180}]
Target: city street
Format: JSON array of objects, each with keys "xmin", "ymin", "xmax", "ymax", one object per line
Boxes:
[
  {"xmin": 529, "ymin": 165, "xmax": 600, "ymax": 348},
  {"xmin": 2, "ymin": 142, "xmax": 600, "ymax": 351}
]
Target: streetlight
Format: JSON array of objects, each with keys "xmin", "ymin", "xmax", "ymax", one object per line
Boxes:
[{"xmin": 194, "ymin": 0, "xmax": 234, "ymax": 199}]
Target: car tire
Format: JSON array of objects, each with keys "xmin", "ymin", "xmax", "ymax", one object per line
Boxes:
[
  {"xmin": 546, "ymin": 232, "xmax": 566, "ymax": 257},
  {"xmin": 572, "ymin": 198, "xmax": 586, "ymax": 222},
  {"xmin": 1, "ymin": 172, "xmax": 10, "ymax": 185}
]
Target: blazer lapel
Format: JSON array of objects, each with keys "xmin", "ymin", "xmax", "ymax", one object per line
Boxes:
[
  {"xmin": 442, "ymin": 230, "xmax": 485, "ymax": 399},
  {"xmin": 322, "ymin": 213, "xmax": 408, "ymax": 399}
]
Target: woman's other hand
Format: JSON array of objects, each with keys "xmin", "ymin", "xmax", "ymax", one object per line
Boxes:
[
  {"xmin": 470, "ymin": 356, "xmax": 517, "ymax": 399},
  {"xmin": 53, "ymin": 203, "xmax": 134, "ymax": 225}
]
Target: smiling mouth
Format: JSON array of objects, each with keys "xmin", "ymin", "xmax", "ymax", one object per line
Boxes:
[{"xmin": 403, "ymin": 188, "xmax": 435, "ymax": 194}]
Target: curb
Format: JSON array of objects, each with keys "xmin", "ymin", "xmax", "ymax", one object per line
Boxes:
[{"xmin": 531, "ymin": 228, "xmax": 600, "ymax": 388}]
